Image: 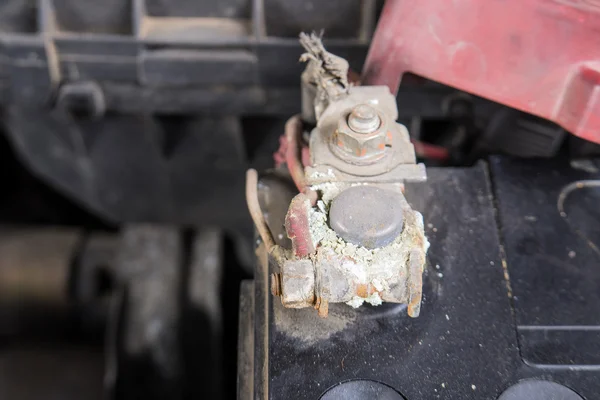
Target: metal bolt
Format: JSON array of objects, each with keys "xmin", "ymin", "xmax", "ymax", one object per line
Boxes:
[
  {"xmin": 314, "ymin": 297, "xmax": 329, "ymax": 318},
  {"xmin": 271, "ymin": 273, "xmax": 282, "ymax": 296},
  {"xmin": 332, "ymin": 104, "xmax": 388, "ymax": 163},
  {"xmin": 348, "ymin": 104, "xmax": 381, "ymax": 133}
]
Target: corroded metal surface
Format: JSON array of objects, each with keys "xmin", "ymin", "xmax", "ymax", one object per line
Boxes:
[
  {"xmin": 308, "ymin": 85, "xmax": 425, "ymax": 181},
  {"xmin": 284, "ymin": 193, "xmax": 314, "ymax": 258},
  {"xmin": 247, "ymin": 35, "xmax": 428, "ymax": 318},
  {"xmin": 331, "ymin": 104, "xmax": 388, "ymax": 163}
]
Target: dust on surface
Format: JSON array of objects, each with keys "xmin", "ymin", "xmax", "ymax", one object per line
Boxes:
[{"xmin": 273, "ymin": 299, "xmax": 356, "ymax": 345}]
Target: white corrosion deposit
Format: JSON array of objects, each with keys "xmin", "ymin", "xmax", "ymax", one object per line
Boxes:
[{"xmin": 307, "ymin": 187, "xmax": 429, "ymax": 308}]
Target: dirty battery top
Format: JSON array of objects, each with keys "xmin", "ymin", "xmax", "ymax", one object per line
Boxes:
[{"xmin": 239, "ymin": 156, "xmax": 600, "ymax": 400}]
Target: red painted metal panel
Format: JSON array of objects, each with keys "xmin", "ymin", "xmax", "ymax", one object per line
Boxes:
[{"xmin": 363, "ymin": 0, "xmax": 600, "ymax": 143}]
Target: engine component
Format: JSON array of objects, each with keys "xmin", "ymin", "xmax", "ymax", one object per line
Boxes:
[{"xmin": 246, "ymin": 34, "xmax": 428, "ymax": 318}]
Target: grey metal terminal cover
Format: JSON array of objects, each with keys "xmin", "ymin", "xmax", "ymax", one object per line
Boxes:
[{"xmin": 329, "ymin": 186, "xmax": 404, "ymax": 249}]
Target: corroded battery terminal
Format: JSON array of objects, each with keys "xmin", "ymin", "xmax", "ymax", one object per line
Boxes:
[{"xmin": 247, "ymin": 33, "xmax": 428, "ymax": 318}]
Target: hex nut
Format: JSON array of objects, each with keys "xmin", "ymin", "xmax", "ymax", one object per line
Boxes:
[{"xmin": 331, "ymin": 104, "xmax": 389, "ymax": 163}]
